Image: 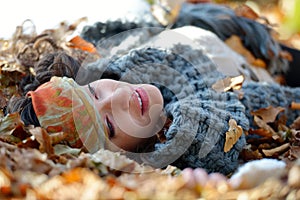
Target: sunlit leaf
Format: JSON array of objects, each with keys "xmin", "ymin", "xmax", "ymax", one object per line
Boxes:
[
  {"xmin": 0, "ymin": 112, "xmax": 25, "ymax": 136},
  {"xmin": 54, "ymin": 144, "xmax": 81, "ymax": 156},
  {"xmin": 291, "ymin": 101, "xmax": 300, "ymax": 110},
  {"xmin": 225, "ymin": 35, "xmax": 267, "ymax": 68},
  {"xmin": 248, "ymin": 128, "xmax": 273, "ymax": 138},
  {"xmin": 234, "ymin": 4, "xmax": 259, "ymax": 20},
  {"xmin": 251, "ymin": 106, "xmax": 285, "ymax": 123},
  {"xmin": 253, "ymin": 116, "xmax": 280, "ymax": 140},
  {"xmin": 212, "ymin": 75, "xmax": 244, "ymax": 92},
  {"xmin": 262, "ymin": 143, "xmax": 290, "ymax": 157},
  {"xmin": 29, "ymin": 127, "xmax": 54, "ymax": 154},
  {"xmin": 67, "ymin": 35, "xmax": 97, "ymax": 54},
  {"xmin": 224, "ymin": 119, "xmax": 243, "ymax": 152}
]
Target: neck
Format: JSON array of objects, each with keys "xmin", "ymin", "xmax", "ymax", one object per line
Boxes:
[{"xmin": 156, "ymin": 117, "xmax": 173, "ymax": 143}]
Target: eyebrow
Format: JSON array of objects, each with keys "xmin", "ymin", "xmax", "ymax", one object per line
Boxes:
[{"xmin": 88, "ymin": 84, "xmax": 98, "ymax": 100}]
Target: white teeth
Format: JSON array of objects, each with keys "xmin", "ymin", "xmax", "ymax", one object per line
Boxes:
[{"xmin": 134, "ymin": 91, "xmax": 143, "ymax": 109}]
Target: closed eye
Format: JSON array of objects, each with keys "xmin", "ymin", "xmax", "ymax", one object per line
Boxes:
[
  {"xmin": 88, "ymin": 84, "xmax": 98, "ymax": 100},
  {"xmin": 105, "ymin": 116, "xmax": 115, "ymax": 138}
]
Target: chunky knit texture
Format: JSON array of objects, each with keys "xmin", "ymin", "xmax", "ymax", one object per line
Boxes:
[{"xmin": 241, "ymin": 82, "xmax": 300, "ymax": 127}]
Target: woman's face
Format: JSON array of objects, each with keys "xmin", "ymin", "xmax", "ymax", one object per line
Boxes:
[{"xmin": 83, "ymin": 79, "xmax": 164, "ymax": 152}]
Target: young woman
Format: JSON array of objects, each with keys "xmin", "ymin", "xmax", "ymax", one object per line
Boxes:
[{"xmin": 6, "ymin": 26, "xmax": 300, "ymax": 176}]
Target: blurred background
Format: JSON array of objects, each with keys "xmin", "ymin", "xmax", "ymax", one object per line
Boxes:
[{"xmin": 1, "ymin": 0, "xmax": 299, "ymax": 49}]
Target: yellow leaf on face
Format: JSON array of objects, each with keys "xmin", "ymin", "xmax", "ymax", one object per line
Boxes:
[
  {"xmin": 224, "ymin": 119, "xmax": 243, "ymax": 152},
  {"xmin": 251, "ymin": 106, "xmax": 285, "ymax": 123},
  {"xmin": 212, "ymin": 75, "xmax": 244, "ymax": 92}
]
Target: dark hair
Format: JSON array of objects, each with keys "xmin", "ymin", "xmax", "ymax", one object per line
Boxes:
[{"xmin": 5, "ymin": 51, "xmax": 81, "ymax": 126}]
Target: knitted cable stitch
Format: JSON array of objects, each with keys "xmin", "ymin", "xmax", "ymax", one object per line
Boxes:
[{"xmin": 241, "ymin": 82, "xmax": 300, "ymax": 127}]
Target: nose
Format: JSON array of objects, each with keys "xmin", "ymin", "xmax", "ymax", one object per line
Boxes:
[{"xmin": 94, "ymin": 85, "xmax": 130, "ymax": 112}]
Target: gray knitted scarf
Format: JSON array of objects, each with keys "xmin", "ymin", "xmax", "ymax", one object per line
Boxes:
[
  {"xmin": 79, "ymin": 44, "xmax": 249, "ymax": 174},
  {"xmin": 77, "ymin": 31, "xmax": 300, "ymax": 175}
]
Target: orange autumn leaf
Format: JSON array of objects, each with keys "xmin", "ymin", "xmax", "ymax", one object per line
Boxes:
[
  {"xmin": 225, "ymin": 35, "xmax": 267, "ymax": 68},
  {"xmin": 253, "ymin": 116, "xmax": 280, "ymax": 140},
  {"xmin": 67, "ymin": 35, "xmax": 97, "ymax": 54},
  {"xmin": 248, "ymin": 128, "xmax": 273, "ymax": 138},
  {"xmin": 234, "ymin": 4, "xmax": 259, "ymax": 20},
  {"xmin": 29, "ymin": 127, "xmax": 54, "ymax": 154},
  {"xmin": 212, "ymin": 75, "xmax": 244, "ymax": 92},
  {"xmin": 251, "ymin": 106, "xmax": 285, "ymax": 123},
  {"xmin": 262, "ymin": 143, "xmax": 290, "ymax": 157},
  {"xmin": 224, "ymin": 119, "xmax": 243, "ymax": 152},
  {"xmin": 291, "ymin": 102, "xmax": 300, "ymax": 110}
]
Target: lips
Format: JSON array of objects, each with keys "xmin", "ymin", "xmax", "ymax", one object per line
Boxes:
[{"xmin": 134, "ymin": 87, "xmax": 149, "ymax": 115}]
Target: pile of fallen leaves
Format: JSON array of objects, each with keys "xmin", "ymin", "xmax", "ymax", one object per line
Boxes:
[{"xmin": 1, "ymin": 7, "xmax": 300, "ymax": 200}]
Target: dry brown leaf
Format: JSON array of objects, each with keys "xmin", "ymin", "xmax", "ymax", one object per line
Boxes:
[
  {"xmin": 290, "ymin": 116, "xmax": 300, "ymax": 130},
  {"xmin": 241, "ymin": 147, "xmax": 263, "ymax": 161},
  {"xmin": 212, "ymin": 75, "xmax": 244, "ymax": 92},
  {"xmin": 88, "ymin": 149, "xmax": 153, "ymax": 173},
  {"xmin": 0, "ymin": 112, "xmax": 24, "ymax": 135},
  {"xmin": 285, "ymin": 145, "xmax": 300, "ymax": 162},
  {"xmin": 248, "ymin": 128, "xmax": 273, "ymax": 138},
  {"xmin": 49, "ymin": 132, "xmax": 69, "ymax": 145},
  {"xmin": 224, "ymin": 119, "xmax": 243, "ymax": 152},
  {"xmin": 234, "ymin": 4, "xmax": 259, "ymax": 20},
  {"xmin": 262, "ymin": 143, "xmax": 290, "ymax": 157},
  {"xmin": 29, "ymin": 127, "xmax": 54, "ymax": 155},
  {"xmin": 225, "ymin": 35, "xmax": 267, "ymax": 68},
  {"xmin": 253, "ymin": 116, "xmax": 281, "ymax": 140},
  {"xmin": 291, "ymin": 130, "xmax": 300, "ymax": 143},
  {"xmin": 67, "ymin": 35, "xmax": 97, "ymax": 54},
  {"xmin": 0, "ymin": 90, "xmax": 7, "ymax": 110},
  {"xmin": 251, "ymin": 106, "xmax": 285, "ymax": 123},
  {"xmin": 291, "ymin": 102, "xmax": 300, "ymax": 110}
]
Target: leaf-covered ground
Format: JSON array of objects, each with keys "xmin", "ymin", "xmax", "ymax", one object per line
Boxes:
[{"xmin": 1, "ymin": 1, "xmax": 300, "ymax": 199}]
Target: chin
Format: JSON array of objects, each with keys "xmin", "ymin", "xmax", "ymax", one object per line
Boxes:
[{"xmin": 146, "ymin": 84, "xmax": 164, "ymax": 107}]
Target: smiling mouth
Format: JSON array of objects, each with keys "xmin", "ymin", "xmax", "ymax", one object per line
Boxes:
[
  {"xmin": 133, "ymin": 88, "xmax": 149, "ymax": 116},
  {"xmin": 134, "ymin": 90, "xmax": 143, "ymax": 114}
]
